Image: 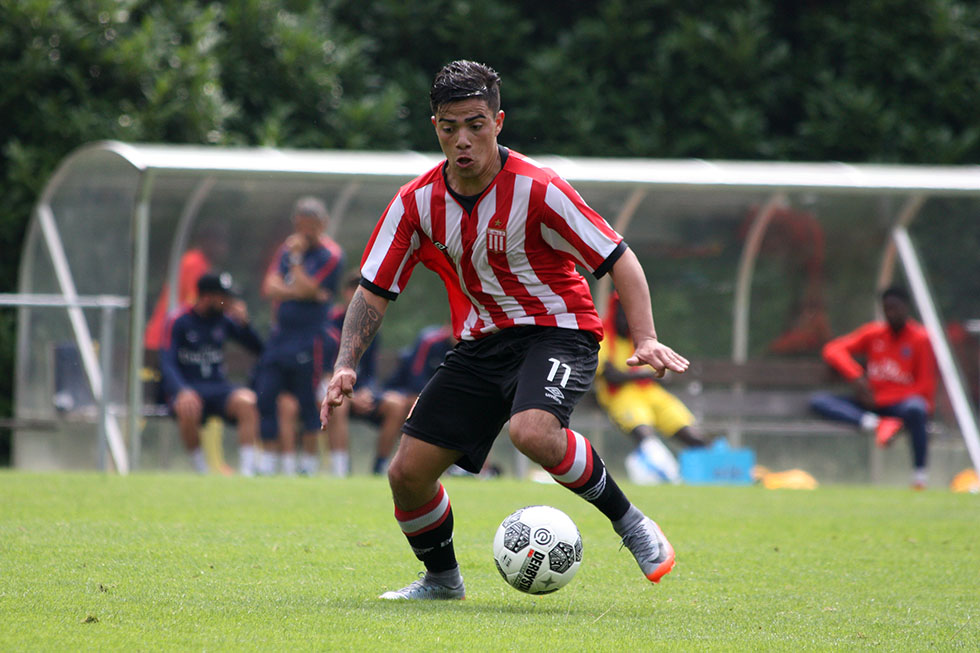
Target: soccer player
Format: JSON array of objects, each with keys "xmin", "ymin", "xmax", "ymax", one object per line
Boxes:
[
  {"xmin": 321, "ymin": 60, "xmax": 688, "ymax": 600},
  {"xmin": 597, "ymin": 294, "xmax": 708, "ymax": 484},
  {"xmin": 144, "ymin": 222, "xmax": 233, "ymax": 474},
  {"xmin": 160, "ymin": 273, "xmax": 263, "ymax": 475},
  {"xmin": 254, "ymin": 197, "xmax": 344, "ymax": 476},
  {"xmin": 810, "ymin": 286, "xmax": 937, "ymax": 489}
]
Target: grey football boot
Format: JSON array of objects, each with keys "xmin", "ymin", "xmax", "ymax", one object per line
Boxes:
[
  {"xmin": 620, "ymin": 516, "xmax": 675, "ymax": 583},
  {"xmin": 379, "ymin": 572, "xmax": 466, "ymax": 600}
]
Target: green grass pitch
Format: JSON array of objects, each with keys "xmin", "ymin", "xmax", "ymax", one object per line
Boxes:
[{"xmin": 0, "ymin": 472, "xmax": 977, "ymax": 651}]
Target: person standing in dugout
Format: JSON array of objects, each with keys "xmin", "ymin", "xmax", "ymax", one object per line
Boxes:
[{"xmin": 321, "ymin": 60, "xmax": 689, "ymax": 600}]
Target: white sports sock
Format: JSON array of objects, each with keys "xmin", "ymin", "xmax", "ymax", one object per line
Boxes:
[
  {"xmin": 281, "ymin": 453, "xmax": 298, "ymax": 476},
  {"xmin": 913, "ymin": 468, "xmax": 928, "ymax": 486},
  {"xmin": 860, "ymin": 412, "xmax": 880, "ymax": 432},
  {"xmin": 331, "ymin": 451, "xmax": 350, "ymax": 477},
  {"xmin": 239, "ymin": 445, "xmax": 256, "ymax": 477},
  {"xmin": 258, "ymin": 451, "xmax": 278, "ymax": 476},
  {"xmin": 190, "ymin": 448, "xmax": 208, "ymax": 474},
  {"xmin": 299, "ymin": 453, "xmax": 319, "ymax": 476}
]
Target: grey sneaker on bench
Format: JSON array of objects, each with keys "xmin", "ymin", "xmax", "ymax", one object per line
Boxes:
[
  {"xmin": 379, "ymin": 573, "xmax": 466, "ymax": 600},
  {"xmin": 620, "ymin": 517, "xmax": 675, "ymax": 583}
]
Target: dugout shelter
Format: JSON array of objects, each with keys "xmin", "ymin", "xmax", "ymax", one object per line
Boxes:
[{"xmin": 6, "ymin": 141, "xmax": 980, "ymax": 480}]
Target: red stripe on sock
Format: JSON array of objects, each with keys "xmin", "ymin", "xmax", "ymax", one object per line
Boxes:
[
  {"xmin": 564, "ymin": 446, "xmax": 594, "ymax": 489},
  {"xmin": 394, "ymin": 484, "xmax": 446, "ymax": 522},
  {"xmin": 544, "ymin": 429, "xmax": 578, "ymax": 476},
  {"xmin": 402, "ymin": 504, "xmax": 451, "ymax": 537}
]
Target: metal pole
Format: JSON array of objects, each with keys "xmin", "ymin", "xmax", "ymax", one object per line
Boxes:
[
  {"xmin": 97, "ymin": 304, "xmax": 114, "ymax": 471},
  {"xmin": 36, "ymin": 205, "xmax": 129, "ymax": 473},
  {"xmin": 893, "ymin": 227, "xmax": 980, "ymax": 475},
  {"xmin": 730, "ymin": 193, "xmax": 786, "ymax": 446},
  {"xmin": 127, "ymin": 170, "xmax": 156, "ymax": 471}
]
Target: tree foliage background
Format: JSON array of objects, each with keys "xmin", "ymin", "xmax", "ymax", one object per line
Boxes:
[{"xmin": 3, "ymin": 0, "xmax": 980, "ymax": 463}]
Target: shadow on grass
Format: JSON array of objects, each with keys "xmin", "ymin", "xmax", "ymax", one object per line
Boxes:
[{"xmin": 322, "ymin": 594, "xmax": 655, "ymax": 618}]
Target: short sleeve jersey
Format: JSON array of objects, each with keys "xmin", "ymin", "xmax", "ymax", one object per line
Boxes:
[
  {"xmin": 273, "ymin": 236, "xmax": 344, "ymax": 334},
  {"xmin": 359, "ymin": 148, "xmax": 624, "ymax": 341}
]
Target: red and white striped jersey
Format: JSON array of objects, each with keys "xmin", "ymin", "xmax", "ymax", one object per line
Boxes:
[{"xmin": 360, "ymin": 149, "xmax": 624, "ymax": 341}]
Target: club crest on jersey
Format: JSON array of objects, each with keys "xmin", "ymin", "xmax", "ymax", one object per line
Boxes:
[{"xmin": 487, "ymin": 227, "xmax": 507, "ymax": 253}]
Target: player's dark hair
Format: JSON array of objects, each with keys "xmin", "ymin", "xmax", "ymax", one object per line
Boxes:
[
  {"xmin": 292, "ymin": 196, "xmax": 328, "ymax": 222},
  {"xmin": 881, "ymin": 285, "xmax": 910, "ymax": 304},
  {"xmin": 429, "ymin": 60, "xmax": 501, "ymax": 115}
]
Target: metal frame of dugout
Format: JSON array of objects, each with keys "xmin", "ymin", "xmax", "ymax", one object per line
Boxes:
[{"xmin": 9, "ymin": 140, "xmax": 980, "ymax": 477}]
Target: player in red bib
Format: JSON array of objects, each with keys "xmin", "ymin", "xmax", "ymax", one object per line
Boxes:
[
  {"xmin": 810, "ymin": 286, "xmax": 937, "ymax": 488},
  {"xmin": 321, "ymin": 61, "xmax": 689, "ymax": 599}
]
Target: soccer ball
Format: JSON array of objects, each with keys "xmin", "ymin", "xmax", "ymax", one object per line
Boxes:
[{"xmin": 493, "ymin": 505, "xmax": 583, "ymax": 594}]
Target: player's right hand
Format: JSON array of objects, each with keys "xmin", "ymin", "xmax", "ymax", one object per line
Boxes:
[
  {"xmin": 320, "ymin": 367, "xmax": 357, "ymax": 428},
  {"xmin": 286, "ymin": 233, "xmax": 306, "ymax": 254},
  {"xmin": 854, "ymin": 376, "xmax": 875, "ymax": 409}
]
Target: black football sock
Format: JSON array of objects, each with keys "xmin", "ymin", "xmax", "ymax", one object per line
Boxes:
[
  {"xmin": 545, "ymin": 428, "xmax": 631, "ymax": 522},
  {"xmin": 394, "ymin": 483, "xmax": 459, "ymax": 573}
]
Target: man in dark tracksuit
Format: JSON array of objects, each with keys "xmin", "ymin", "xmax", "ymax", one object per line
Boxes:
[
  {"xmin": 161, "ymin": 273, "xmax": 263, "ymax": 475},
  {"xmin": 254, "ymin": 196, "xmax": 344, "ymax": 475}
]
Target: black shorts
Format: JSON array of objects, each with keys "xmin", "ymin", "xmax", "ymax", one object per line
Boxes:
[
  {"xmin": 171, "ymin": 382, "xmax": 237, "ymax": 424},
  {"xmin": 402, "ymin": 326, "xmax": 598, "ymax": 473}
]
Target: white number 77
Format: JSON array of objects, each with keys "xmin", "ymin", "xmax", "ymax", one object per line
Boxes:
[{"xmin": 547, "ymin": 358, "xmax": 571, "ymax": 388}]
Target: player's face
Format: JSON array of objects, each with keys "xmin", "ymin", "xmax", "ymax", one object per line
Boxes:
[
  {"xmin": 883, "ymin": 296, "xmax": 909, "ymax": 331},
  {"xmin": 293, "ymin": 214, "xmax": 323, "ymax": 247},
  {"xmin": 198, "ymin": 293, "xmax": 226, "ymax": 317},
  {"xmin": 432, "ymin": 98, "xmax": 504, "ymax": 196}
]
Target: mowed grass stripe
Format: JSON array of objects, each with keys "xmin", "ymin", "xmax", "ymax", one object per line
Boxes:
[{"xmin": 0, "ymin": 472, "xmax": 976, "ymax": 651}]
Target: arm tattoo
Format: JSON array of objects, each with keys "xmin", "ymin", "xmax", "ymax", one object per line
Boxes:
[{"xmin": 336, "ymin": 291, "xmax": 383, "ymax": 370}]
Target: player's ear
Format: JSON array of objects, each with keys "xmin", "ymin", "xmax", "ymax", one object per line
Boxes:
[{"xmin": 495, "ymin": 110, "xmax": 504, "ymax": 135}]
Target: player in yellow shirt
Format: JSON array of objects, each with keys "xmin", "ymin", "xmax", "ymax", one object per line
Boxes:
[{"xmin": 596, "ymin": 294, "xmax": 710, "ymax": 483}]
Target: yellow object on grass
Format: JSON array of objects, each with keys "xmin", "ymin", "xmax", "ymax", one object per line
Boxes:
[
  {"xmin": 753, "ymin": 465, "xmax": 818, "ymax": 490},
  {"xmin": 950, "ymin": 468, "xmax": 980, "ymax": 493}
]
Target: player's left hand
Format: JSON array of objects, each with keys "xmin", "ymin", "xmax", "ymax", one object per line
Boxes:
[{"xmin": 627, "ymin": 338, "xmax": 689, "ymax": 378}]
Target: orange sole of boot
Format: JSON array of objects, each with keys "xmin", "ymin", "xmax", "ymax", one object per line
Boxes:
[{"xmin": 646, "ymin": 539, "xmax": 676, "ymax": 583}]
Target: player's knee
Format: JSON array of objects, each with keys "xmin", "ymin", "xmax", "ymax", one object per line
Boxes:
[
  {"xmin": 232, "ymin": 388, "xmax": 257, "ymax": 409},
  {"xmin": 386, "ymin": 456, "xmax": 415, "ymax": 493},
  {"xmin": 507, "ymin": 420, "xmax": 534, "ymax": 453},
  {"xmin": 508, "ymin": 411, "xmax": 559, "ymax": 457},
  {"xmin": 904, "ymin": 396, "xmax": 928, "ymax": 419}
]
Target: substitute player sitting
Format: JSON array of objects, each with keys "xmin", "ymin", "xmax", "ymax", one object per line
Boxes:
[
  {"xmin": 597, "ymin": 293, "xmax": 709, "ymax": 484},
  {"xmin": 322, "ymin": 60, "xmax": 688, "ymax": 600},
  {"xmin": 160, "ymin": 273, "xmax": 263, "ymax": 475}
]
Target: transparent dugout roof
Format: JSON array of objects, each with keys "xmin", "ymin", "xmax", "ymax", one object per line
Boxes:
[{"xmin": 13, "ymin": 141, "xmax": 980, "ymax": 473}]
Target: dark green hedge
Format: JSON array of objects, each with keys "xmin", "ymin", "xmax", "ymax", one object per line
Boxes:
[{"xmin": 3, "ymin": 0, "xmax": 980, "ymax": 463}]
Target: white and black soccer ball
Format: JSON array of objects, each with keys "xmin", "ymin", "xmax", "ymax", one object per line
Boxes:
[{"xmin": 493, "ymin": 505, "xmax": 583, "ymax": 594}]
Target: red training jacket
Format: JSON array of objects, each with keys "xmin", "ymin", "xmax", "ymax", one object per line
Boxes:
[{"xmin": 822, "ymin": 319, "xmax": 937, "ymax": 412}]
